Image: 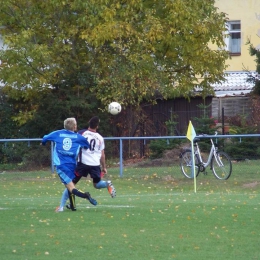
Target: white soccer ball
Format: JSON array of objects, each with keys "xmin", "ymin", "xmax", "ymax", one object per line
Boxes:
[{"xmin": 108, "ymin": 102, "xmax": 122, "ymax": 115}]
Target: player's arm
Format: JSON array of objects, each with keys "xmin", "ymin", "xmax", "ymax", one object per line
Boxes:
[
  {"xmin": 100, "ymin": 150, "xmax": 107, "ymax": 174},
  {"xmin": 79, "ymin": 134, "xmax": 90, "ymax": 149},
  {"xmin": 41, "ymin": 131, "xmax": 57, "ymax": 145}
]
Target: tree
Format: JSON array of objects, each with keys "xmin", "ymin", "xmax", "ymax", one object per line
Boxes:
[
  {"xmin": 246, "ymin": 40, "xmax": 260, "ymax": 132},
  {"xmin": 0, "ymin": 90, "xmax": 21, "ymax": 138},
  {"xmin": 0, "ymin": 0, "xmax": 229, "ymax": 126},
  {"xmin": 247, "ymin": 40, "xmax": 260, "ymax": 94}
]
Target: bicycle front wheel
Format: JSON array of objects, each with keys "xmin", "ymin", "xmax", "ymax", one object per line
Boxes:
[
  {"xmin": 211, "ymin": 151, "xmax": 232, "ymax": 180},
  {"xmin": 180, "ymin": 150, "xmax": 200, "ymax": 178}
]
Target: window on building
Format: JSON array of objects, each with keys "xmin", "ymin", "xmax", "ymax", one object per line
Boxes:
[{"xmin": 225, "ymin": 21, "xmax": 241, "ymax": 55}]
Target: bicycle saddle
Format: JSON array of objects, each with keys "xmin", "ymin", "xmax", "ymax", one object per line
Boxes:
[{"xmin": 193, "ymin": 137, "xmax": 200, "ymax": 142}]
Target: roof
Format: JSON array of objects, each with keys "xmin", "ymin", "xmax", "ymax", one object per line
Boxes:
[{"xmin": 212, "ymin": 71, "xmax": 258, "ymax": 97}]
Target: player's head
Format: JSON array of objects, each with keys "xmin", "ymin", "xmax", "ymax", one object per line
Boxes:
[
  {"xmin": 64, "ymin": 117, "xmax": 77, "ymax": 131},
  {"xmin": 89, "ymin": 116, "xmax": 100, "ymax": 129}
]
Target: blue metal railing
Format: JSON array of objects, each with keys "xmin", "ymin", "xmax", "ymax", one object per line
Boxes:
[{"xmin": 1, "ymin": 134, "xmax": 260, "ymax": 176}]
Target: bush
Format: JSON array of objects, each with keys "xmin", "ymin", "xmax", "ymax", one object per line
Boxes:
[
  {"xmin": 0, "ymin": 142, "xmax": 51, "ymax": 170},
  {"xmin": 0, "ymin": 142, "xmax": 28, "ymax": 164},
  {"xmin": 224, "ymin": 140, "xmax": 260, "ymax": 160},
  {"xmin": 20, "ymin": 144, "xmax": 51, "ymax": 170},
  {"xmin": 149, "ymin": 139, "xmax": 182, "ymax": 159}
]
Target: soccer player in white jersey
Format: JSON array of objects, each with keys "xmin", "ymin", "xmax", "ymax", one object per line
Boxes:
[{"xmin": 56, "ymin": 116, "xmax": 116, "ymax": 212}]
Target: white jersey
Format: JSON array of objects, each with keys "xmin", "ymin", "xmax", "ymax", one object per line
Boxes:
[{"xmin": 79, "ymin": 130, "xmax": 105, "ymax": 166}]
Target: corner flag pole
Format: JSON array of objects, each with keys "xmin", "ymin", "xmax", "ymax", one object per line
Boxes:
[{"xmin": 186, "ymin": 121, "xmax": 197, "ymax": 193}]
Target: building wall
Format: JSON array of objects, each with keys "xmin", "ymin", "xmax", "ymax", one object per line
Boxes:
[
  {"xmin": 215, "ymin": 0, "xmax": 260, "ymax": 71},
  {"xmin": 212, "ymin": 96, "xmax": 251, "ymax": 119},
  {"xmin": 142, "ymin": 97, "xmax": 212, "ymax": 136}
]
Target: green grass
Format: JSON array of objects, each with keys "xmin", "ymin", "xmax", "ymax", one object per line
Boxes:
[{"xmin": 0, "ymin": 164, "xmax": 260, "ymax": 260}]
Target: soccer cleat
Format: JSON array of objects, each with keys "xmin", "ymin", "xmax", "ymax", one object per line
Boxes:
[
  {"xmin": 66, "ymin": 204, "xmax": 77, "ymax": 211},
  {"xmin": 85, "ymin": 192, "xmax": 98, "ymax": 206},
  {"xmin": 107, "ymin": 180, "xmax": 116, "ymax": 198},
  {"xmin": 55, "ymin": 206, "xmax": 64, "ymax": 212}
]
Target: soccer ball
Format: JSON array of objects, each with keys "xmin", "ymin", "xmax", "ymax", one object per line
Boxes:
[{"xmin": 108, "ymin": 102, "xmax": 121, "ymax": 115}]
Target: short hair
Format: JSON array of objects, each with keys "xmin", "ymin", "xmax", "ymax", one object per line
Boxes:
[
  {"xmin": 89, "ymin": 116, "xmax": 100, "ymax": 129},
  {"xmin": 64, "ymin": 117, "xmax": 77, "ymax": 131}
]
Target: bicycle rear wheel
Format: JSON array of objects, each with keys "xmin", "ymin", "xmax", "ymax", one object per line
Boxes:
[
  {"xmin": 180, "ymin": 150, "xmax": 200, "ymax": 178},
  {"xmin": 211, "ymin": 151, "xmax": 232, "ymax": 180}
]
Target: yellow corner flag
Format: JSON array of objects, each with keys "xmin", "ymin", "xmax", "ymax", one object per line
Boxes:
[
  {"xmin": 186, "ymin": 120, "xmax": 197, "ymax": 193},
  {"xmin": 186, "ymin": 121, "xmax": 196, "ymax": 142}
]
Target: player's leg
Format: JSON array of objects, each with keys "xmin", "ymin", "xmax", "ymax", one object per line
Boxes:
[
  {"xmin": 106, "ymin": 180, "xmax": 116, "ymax": 198},
  {"xmin": 66, "ymin": 164, "xmax": 91, "ymax": 209},
  {"xmin": 56, "ymin": 174, "xmax": 82, "ymax": 212},
  {"xmin": 56, "ymin": 165, "xmax": 97, "ymax": 206},
  {"xmin": 91, "ymin": 166, "xmax": 116, "ymax": 198},
  {"xmin": 66, "ymin": 174, "xmax": 82, "ymax": 211},
  {"xmin": 68, "ymin": 190, "xmax": 76, "ymax": 211},
  {"xmin": 56, "ymin": 188, "xmax": 78, "ymax": 212},
  {"xmin": 55, "ymin": 188, "xmax": 69, "ymax": 212},
  {"xmin": 66, "ymin": 181, "xmax": 97, "ymax": 205}
]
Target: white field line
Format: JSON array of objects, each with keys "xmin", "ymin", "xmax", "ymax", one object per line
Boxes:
[
  {"xmin": 0, "ymin": 204, "xmax": 134, "ymax": 210},
  {"xmin": 0, "ymin": 192, "xmax": 258, "ymax": 210},
  {"xmin": 0, "ymin": 193, "xmax": 181, "ymax": 201},
  {"xmin": 84, "ymin": 205, "xmax": 134, "ymax": 208},
  {"xmin": 0, "ymin": 191, "xmax": 258, "ymax": 202},
  {"xmin": 1, "ymin": 192, "xmax": 259, "ymax": 210}
]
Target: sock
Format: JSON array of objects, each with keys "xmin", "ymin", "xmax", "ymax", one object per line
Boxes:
[
  {"xmin": 72, "ymin": 188, "xmax": 88, "ymax": 198},
  {"xmin": 60, "ymin": 188, "xmax": 69, "ymax": 208},
  {"xmin": 96, "ymin": 180, "xmax": 108, "ymax": 189},
  {"xmin": 68, "ymin": 190, "xmax": 76, "ymax": 210}
]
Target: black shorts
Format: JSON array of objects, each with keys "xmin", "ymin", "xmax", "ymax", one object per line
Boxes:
[{"xmin": 75, "ymin": 162, "xmax": 101, "ymax": 183}]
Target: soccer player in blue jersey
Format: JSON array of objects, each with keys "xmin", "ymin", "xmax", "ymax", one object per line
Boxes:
[
  {"xmin": 41, "ymin": 117, "xmax": 97, "ymax": 211},
  {"xmin": 56, "ymin": 116, "xmax": 116, "ymax": 212}
]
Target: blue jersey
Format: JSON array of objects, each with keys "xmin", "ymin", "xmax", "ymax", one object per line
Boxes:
[{"xmin": 42, "ymin": 129, "xmax": 89, "ymax": 167}]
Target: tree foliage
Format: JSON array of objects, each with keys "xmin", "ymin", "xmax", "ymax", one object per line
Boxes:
[
  {"xmin": 246, "ymin": 39, "xmax": 260, "ymax": 132},
  {"xmin": 247, "ymin": 40, "xmax": 260, "ymax": 94},
  {"xmin": 0, "ymin": 0, "xmax": 229, "ymax": 125}
]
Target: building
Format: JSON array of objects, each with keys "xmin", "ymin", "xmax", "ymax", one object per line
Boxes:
[
  {"xmin": 212, "ymin": 0, "xmax": 260, "ymax": 118},
  {"xmin": 215, "ymin": 0, "xmax": 260, "ymax": 71}
]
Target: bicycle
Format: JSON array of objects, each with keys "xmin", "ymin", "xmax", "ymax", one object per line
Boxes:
[{"xmin": 179, "ymin": 132, "xmax": 232, "ymax": 180}]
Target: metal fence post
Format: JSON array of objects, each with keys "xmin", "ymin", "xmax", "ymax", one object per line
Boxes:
[
  {"xmin": 120, "ymin": 138, "xmax": 123, "ymax": 177},
  {"xmin": 51, "ymin": 142, "xmax": 54, "ymax": 173}
]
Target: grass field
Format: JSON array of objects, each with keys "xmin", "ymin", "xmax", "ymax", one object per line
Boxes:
[{"xmin": 0, "ymin": 164, "xmax": 260, "ymax": 260}]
